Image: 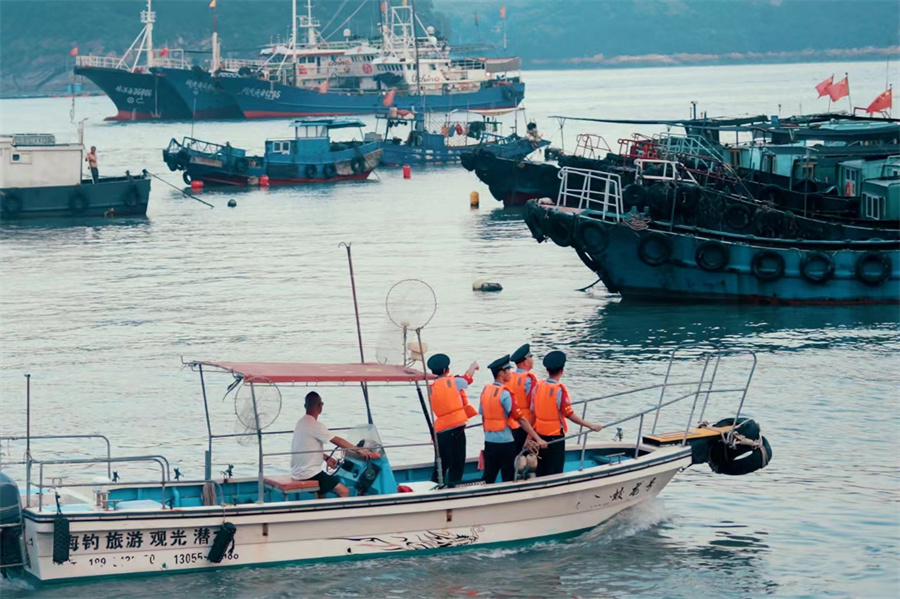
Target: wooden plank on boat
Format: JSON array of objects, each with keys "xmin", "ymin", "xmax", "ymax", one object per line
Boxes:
[{"xmin": 642, "ymin": 425, "xmax": 735, "ymax": 446}]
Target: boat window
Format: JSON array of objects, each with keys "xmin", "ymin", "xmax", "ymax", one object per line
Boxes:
[
  {"xmin": 800, "ymin": 162, "xmax": 815, "ymax": 179},
  {"xmin": 10, "ymin": 152, "xmax": 30, "ymax": 164},
  {"xmin": 272, "ymin": 141, "xmax": 291, "ymax": 154},
  {"xmin": 863, "ymin": 193, "xmax": 884, "ymax": 219}
]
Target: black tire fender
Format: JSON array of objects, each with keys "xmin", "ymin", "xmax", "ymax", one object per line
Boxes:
[
  {"xmin": 323, "ymin": 163, "xmax": 337, "ymax": 179},
  {"xmin": 182, "ymin": 171, "xmax": 192, "ymax": 185},
  {"xmin": 579, "ymin": 219, "xmax": 609, "ymax": 255},
  {"xmin": 724, "ymin": 204, "xmax": 753, "ymax": 231},
  {"xmin": 800, "ymin": 251, "xmax": 835, "ymax": 284},
  {"xmin": 546, "ymin": 209, "xmax": 574, "ymax": 248},
  {"xmin": 305, "ymin": 164, "xmax": 318, "ymax": 179},
  {"xmin": 69, "ymin": 191, "xmax": 90, "ymax": 215},
  {"xmin": 350, "ymin": 156, "xmax": 366, "ymax": 174},
  {"xmin": 234, "ymin": 157, "xmax": 249, "ymax": 174},
  {"xmin": 621, "ymin": 183, "xmax": 647, "ymax": 210},
  {"xmin": 638, "ymin": 232, "xmax": 672, "ymax": 267},
  {"xmin": 751, "ymin": 250, "xmax": 785, "ymax": 282},
  {"xmin": 855, "ymin": 251, "xmax": 891, "ymax": 286},
  {"xmin": 122, "ymin": 184, "xmax": 141, "ymax": 207},
  {"xmin": 1, "ymin": 191, "xmax": 23, "ymax": 218},
  {"xmin": 695, "ymin": 240, "xmax": 730, "ymax": 272}
]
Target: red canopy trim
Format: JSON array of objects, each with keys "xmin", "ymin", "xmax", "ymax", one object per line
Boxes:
[{"xmin": 193, "ymin": 361, "xmax": 434, "ymax": 384}]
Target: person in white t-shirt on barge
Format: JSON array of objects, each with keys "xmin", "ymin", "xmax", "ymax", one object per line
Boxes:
[{"xmin": 291, "ymin": 391, "xmax": 380, "ymax": 498}]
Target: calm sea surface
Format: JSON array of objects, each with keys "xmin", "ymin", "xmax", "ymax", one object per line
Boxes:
[{"xmin": 1, "ymin": 61, "xmax": 898, "ymax": 598}]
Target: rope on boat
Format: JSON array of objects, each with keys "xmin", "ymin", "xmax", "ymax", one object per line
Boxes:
[{"xmin": 146, "ymin": 171, "xmax": 214, "ymax": 209}]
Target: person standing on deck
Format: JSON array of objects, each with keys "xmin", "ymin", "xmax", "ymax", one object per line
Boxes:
[
  {"xmin": 85, "ymin": 146, "xmax": 99, "ymax": 183},
  {"xmin": 479, "ymin": 355, "xmax": 546, "ymax": 484},
  {"xmin": 532, "ymin": 351, "xmax": 603, "ymax": 477},
  {"xmin": 427, "ymin": 353, "xmax": 479, "ymax": 486},
  {"xmin": 508, "ymin": 343, "xmax": 539, "ymax": 454}
]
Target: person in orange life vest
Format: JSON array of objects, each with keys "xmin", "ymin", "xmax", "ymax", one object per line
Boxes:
[
  {"xmin": 532, "ymin": 351, "xmax": 603, "ymax": 477},
  {"xmin": 479, "ymin": 355, "xmax": 546, "ymax": 484},
  {"xmin": 427, "ymin": 353, "xmax": 479, "ymax": 486},
  {"xmin": 508, "ymin": 343, "xmax": 539, "ymax": 454}
]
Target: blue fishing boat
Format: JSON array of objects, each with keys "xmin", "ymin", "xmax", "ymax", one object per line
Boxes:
[
  {"xmin": 150, "ymin": 67, "xmax": 243, "ymax": 120},
  {"xmin": 373, "ymin": 112, "xmax": 547, "ymax": 166},
  {"xmin": 524, "ymin": 167, "xmax": 899, "ymax": 304},
  {"xmin": 162, "ymin": 119, "xmax": 381, "ymax": 187}
]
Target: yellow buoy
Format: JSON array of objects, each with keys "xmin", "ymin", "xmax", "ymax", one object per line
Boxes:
[{"xmin": 469, "ymin": 191, "xmax": 479, "ymax": 208}]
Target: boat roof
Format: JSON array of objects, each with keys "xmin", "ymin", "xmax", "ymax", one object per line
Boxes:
[
  {"xmin": 291, "ymin": 119, "xmax": 366, "ymax": 130},
  {"xmin": 192, "ymin": 361, "xmax": 433, "ymax": 384}
]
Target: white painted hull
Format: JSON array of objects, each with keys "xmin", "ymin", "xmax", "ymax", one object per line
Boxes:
[{"xmin": 21, "ymin": 445, "xmax": 690, "ymax": 583}]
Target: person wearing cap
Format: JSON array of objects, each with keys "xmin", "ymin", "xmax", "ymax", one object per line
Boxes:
[
  {"xmin": 479, "ymin": 355, "xmax": 546, "ymax": 484},
  {"xmin": 508, "ymin": 343, "xmax": 539, "ymax": 454},
  {"xmin": 291, "ymin": 391, "xmax": 381, "ymax": 499},
  {"xmin": 427, "ymin": 353, "xmax": 479, "ymax": 486},
  {"xmin": 532, "ymin": 351, "xmax": 603, "ymax": 477}
]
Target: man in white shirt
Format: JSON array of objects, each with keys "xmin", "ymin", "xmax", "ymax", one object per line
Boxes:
[{"xmin": 291, "ymin": 391, "xmax": 379, "ymax": 498}]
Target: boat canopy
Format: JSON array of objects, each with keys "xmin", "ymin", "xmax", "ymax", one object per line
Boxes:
[
  {"xmin": 290, "ymin": 118, "xmax": 366, "ymax": 130},
  {"xmin": 191, "ymin": 361, "xmax": 433, "ymax": 384}
]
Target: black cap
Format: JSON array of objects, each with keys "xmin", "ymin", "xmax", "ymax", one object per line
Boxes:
[
  {"xmin": 543, "ymin": 350, "xmax": 566, "ymax": 372},
  {"xmin": 427, "ymin": 353, "xmax": 450, "ymax": 374},
  {"xmin": 488, "ymin": 355, "xmax": 514, "ymax": 376},
  {"xmin": 511, "ymin": 344, "xmax": 532, "ymax": 364}
]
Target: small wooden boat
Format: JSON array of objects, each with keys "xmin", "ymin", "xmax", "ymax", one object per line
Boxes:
[
  {"xmin": 162, "ymin": 119, "xmax": 381, "ymax": 187},
  {"xmin": 0, "ymin": 349, "xmax": 770, "ymax": 583}
]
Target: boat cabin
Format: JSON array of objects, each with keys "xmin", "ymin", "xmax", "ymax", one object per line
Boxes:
[
  {"xmin": 0, "ymin": 134, "xmax": 83, "ymax": 189},
  {"xmin": 837, "ymin": 155, "xmax": 900, "ymax": 198},
  {"xmin": 265, "ymin": 119, "xmax": 367, "ymax": 164},
  {"xmin": 858, "ymin": 178, "xmax": 900, "ymax": 221}
]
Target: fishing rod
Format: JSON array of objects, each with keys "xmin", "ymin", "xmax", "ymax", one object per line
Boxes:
[{"xmin": 145, "ymin": 171, "xmax": 214, "ymax": 208}]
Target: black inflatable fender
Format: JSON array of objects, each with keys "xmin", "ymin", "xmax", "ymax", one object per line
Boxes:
[{"xmin": 207, "ymin": 522, "xmax": 237, "ymax": 563}]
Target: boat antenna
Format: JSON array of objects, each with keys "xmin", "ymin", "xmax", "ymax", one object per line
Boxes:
[
  {"xmin": 292, "ymin": 0, "xmax": 299, "ymax": 83},
  {"xmin": 339, "ymin": 242, "xmax": 373, "ymax": 425}
]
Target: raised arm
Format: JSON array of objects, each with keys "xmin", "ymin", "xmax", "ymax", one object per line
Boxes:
[{"xmin": 330, "ymin": 436, "xmax": 381, "ymax": 460}]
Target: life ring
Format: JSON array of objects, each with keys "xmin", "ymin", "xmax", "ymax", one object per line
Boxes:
[
  {"xmin": 546, "ymin": 210, "xmax": 574, "ymax": 248},
  {"xmin": 323, "ymin": 163, "xmax": 337, "ymax": 179},
  {"xmin": 695, "ymin": 240, "xmax": 730, "ymax": 272},
  {"xmin": 844, "ymin": 180, "xmax": 856, "ymax": 197},
  {"xmin": 579, "ymin": 219, "xmax": 609, "ymax": 255},
  {"xmin": 855, "ymin": 251, "xmax": 891, "ymax": 286},
  {"xmin": 638, "ymin": 232, "xmax": 672, "ymax": 267},
  {"xmin": 707, "ymin": 417, "xmax": 772, "ymax": 476},
  {"xmin": 69, "ymin": 191, "xmax": 90, "ymax": 215},
  {"xmin": 724, "ymin": 204, "xmax": 753, "ymax": 231},
  {"xmin": 122, "ymin": 184, "xmax": 141, "ymax": 207},
  {"xmin": 182, "ymin": 171, "xmax": 192, "ymax": 185},
  {"xmin": 350, "ymin": 156, "xmax": 366, "ymax": 174},
  {"xmin": 234, "ymin": 157, "xmax": 249, "ymax": 174},
  {"xmin": 751, "ymin": 250, "xmax": 785, "ymax": 282},
  {"xmin": 1, "ymin": 192, "xmax": 23, "ymax": 218},
  {"xmin": 305, "ymin": 164, "xmax": 318, "ymax": 179},
  {"xmin": 800, "ymin": 251, "xmax": 835, "ymax": 284},
  {"xmin": 362, "ymin": 63, "xmax": 373, "ymax": 74}
]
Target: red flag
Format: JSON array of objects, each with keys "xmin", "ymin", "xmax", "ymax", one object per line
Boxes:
[
  {"xmin": 866, "ymin": 87, "xmax": 893, "ymax": 113},
  {"xmin": 70, "ymin": 47, "xmax": 78, "ymax": 56},
  {"xmin": 815, "ymin": 75, "xmax": 833, "ymax": 98},
  {"xmin": 318, "ymin": 79, "xmax": 329, "ymax": 94},
  {"xmin": 159, "ymin": 47, "xmax": 170, "ymax": 57},
  {"xmin": 382, "ymin": 88, "xmax": 396, "ymax": 107},
  {"xmin": 500, "ymin": 6, "xmax": 506, "ymax": 19},
  {"xmin": 826, "ymin": 76, "xmax": 849, "ymax": 101}
]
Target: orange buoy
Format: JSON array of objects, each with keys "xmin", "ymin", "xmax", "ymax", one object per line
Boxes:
[
  {"xmin": 190, "ymin": 180, "xmax": 203, "ymax": 191},
  {"xmin": 259, "ymin": 175, "xmax": 270, "ymax": 187},
  {"xmin": 402, "ymin": 164, "xmax": 411, "ymax": 179}
]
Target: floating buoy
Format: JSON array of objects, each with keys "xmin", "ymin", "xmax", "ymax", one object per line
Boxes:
[
  {"xmin": 259, "ymin": 175, "xmax": 270, "ymax": 187},
  {"xmin": 227, "ymin": 199, "xmax": 237, "ymax": 208},
  {"xmin": 190, "ymin": 180, "xmax": 203, "ymax": 192},
  {"xmin": 472, "ymin": 280, "xmax": 503, "ymax": 292},
  {"xmin": 402, "ymin": 164, "xmax": 411, "ymax": 179},
  {"xmin": 469, "ymin": 191, "xmax": 479, "ymax": 208}
]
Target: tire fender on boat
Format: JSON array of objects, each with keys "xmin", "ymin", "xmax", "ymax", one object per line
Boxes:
[
  {"xmin": 323, "ymin": 164, "xmax": 337, "ymax": 179},
  {"xmin": 578, "ymin": 219, "xmax": 609, "ymax": 256},
  {"xmin": 638, "ymin": 231, "xmax": 673, "ymax": 267},
  {"xmin": 234, "ymin": 157, "xmax": 250, "ymax": 174},
  {"xmin": 524, "ymin": 202, "xmax": 547, "ymax": 243},
  {"xmin": 621, "ymin": 183, "xmax": 647, "ymax": 211},
  {"xmin": 546, "ymin": 210, "xmax": 574, "ymax": 248},
  {"xmin": 176, "ymin": 149, "xmax": 191, "ymax": 168},
  {"xmin": 305, "ymin": 164, "xmax": 318, "ymax": 179},
  {"xmin": 182, "ymin": 171, "xmax": 192, "ymax": 186},
  {"xmin": 351, "ymin": 156, "xmax": 366, "ymax": 174},
  {"xmin": 855, "ymin": 251, "xmax": 891, "ymax": 286},
  {"xmin": 69, "ymin": 191, "xmax": 90, "ymax": 215},
  {"xmin": 122, "ymin": 184, "xmax": 141, "ymax": 207},
  {"xmin": 1, "ymin": 191, "xmax": 23, "ymax": 218},
  {"xmin": 695, "ymin": 240, "xmax": 730, "ymax": 272},
  {"xmin": 751, "ymin": 250, "xmax": 785, "ymax": 282},
  {"xmin": 707, "ymin": 417, "xmax": 772, "ymax": 476},
  {"xmin": 800, "ymin": 251, "xmax": 835, "ymax": 284},
  {"xmin": 724, "ymin": 204, "xmax": 753, "ymax": 231}
]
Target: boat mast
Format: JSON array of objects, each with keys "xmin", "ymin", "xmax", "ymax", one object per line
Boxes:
[
  {"xmin": 292, "ymin": 0, "xmax": 298, "ymax": 83},
  {"xmin": 411, "ymin": 0, "xmax": 422, "ymax": 94},
  {"xmin": 211, "ymin": 0, "xmax": 219, "ymax": 72},
  {"xmin": 144, "ymin": 0, "xmax": 154, "ymax": 68}
]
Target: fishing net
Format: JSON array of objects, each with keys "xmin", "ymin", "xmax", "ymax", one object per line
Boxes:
[
  {"xmin": 385, "ymin": 279, "xmax": 437, "ymax": 331},
  {"xmin": 232, "ymin": 379, "xmax": 282, "ymax": 446}
]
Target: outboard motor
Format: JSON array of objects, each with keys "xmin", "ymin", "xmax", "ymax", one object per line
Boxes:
[{"xmin": 0, "ymin": 472, "xmax": 24, "ymax": 577}]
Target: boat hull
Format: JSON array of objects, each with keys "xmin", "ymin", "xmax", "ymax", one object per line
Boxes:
[
  {"xmin": 151, "ymin": 67, "xmax": 243, "ymax": 120},
  {"xmin": 1, "ymin": 175, "xmax": 151, "ymax": 220},
  {"xmin": 526, "ymin": 203, "xmax": 900, "ymax": 305},
  {"xmin": 218, "ymin": 77, "xmax": 525, "ymax": 118},
  {"xmin": 74, "ymin": 66, "xmax": 192, "ymax": 121},
  {"xmin": 19, "ymin": 445, "xmax": 688, "ymax": 583},
  {"xmin": 383, "ymin": 137, "xmax": 544, "ymax": 167}
]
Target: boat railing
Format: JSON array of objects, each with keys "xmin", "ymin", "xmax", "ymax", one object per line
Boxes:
[
  {"xmin": 618, "ymin": 135, "xmax": 660, "ymax": 160},
  {"xmin": 657, "ymin": 133, "xmax": 725, "ymax": 162},
  {"xmin": 180, "ymin": 137, "xmax": 229, "ymax": 155},
  {"xmin": 515, "ymin": 350, "xmax": 757, "ymax": 478},
  {"xmin": 219, "ymin": 58, "xmax": 270, "ymax": 72},
  {"xmin": 557, "ymin": 166, "xmax": 624, "ymax": 221},
  {"xmin": 0, "ymin": 434, "xmax": 113, "ymax": 479},
  {"xmin": 634, "ymin": 158, "xmax": 701, "ymax": 187},
  {"xmin": 75, "ymin": 51, "xmax": 187, "ymax": 71},
  {"xmin": 573, "ymin": 134, "xmax": 611, "ymax": 160}
]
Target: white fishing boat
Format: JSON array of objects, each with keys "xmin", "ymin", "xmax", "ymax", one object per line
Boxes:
[{"xmin": 0, "ymin": 347, "xmax": 771, "ymax": 585}]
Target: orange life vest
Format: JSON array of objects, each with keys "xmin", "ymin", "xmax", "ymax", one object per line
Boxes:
[
  {"xmin": 532, "ymin": 380, "xmax": 569, "ymax": 436},
  {"xmin": 480, "ymin": 384, "xmax": 519, "ymax": 432},
  {"xmin": 508, "ymin": 371, "xmax": 537, "ymax": 424},
  {"xmin": 429, "ymin": 376, "xmax": 477, "ymax": 433}
]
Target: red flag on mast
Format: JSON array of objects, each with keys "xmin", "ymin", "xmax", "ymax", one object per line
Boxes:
[
  {"xmin": 500, "ymin": 6, "xmax": 507, "ymax": 19},
  {"xmin": 70, "ymin": 47, "xmax": 78, "ymax": 56},
  {"xmin": 159, "ymin": 47, "xmax": 170, "ymax": 57},
  {"xmin": 865, "ymin": 87, "xmax": 893, "ymax": 114},
  {"xmin": 815, "ymin": 75, "xmax": 833, "ymax": 98},
  {"xmin": 826, "ymin": 76, "xmax": 849, "ymax": 101}
]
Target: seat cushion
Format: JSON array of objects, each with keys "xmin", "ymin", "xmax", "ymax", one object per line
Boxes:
[{"xmin": 264, "ymin": 475, "xmax": 320, "ymax": 492}]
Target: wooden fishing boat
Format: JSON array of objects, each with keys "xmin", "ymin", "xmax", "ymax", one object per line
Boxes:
[{"xmin": 0, "ymin": 349, "xmax": 770, "ymax": 584}]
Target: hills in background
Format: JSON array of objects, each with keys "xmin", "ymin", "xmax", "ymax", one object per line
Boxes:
[{"xmin": 0, "ymin": 0, "xmax": 897, "ymax": 97}]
